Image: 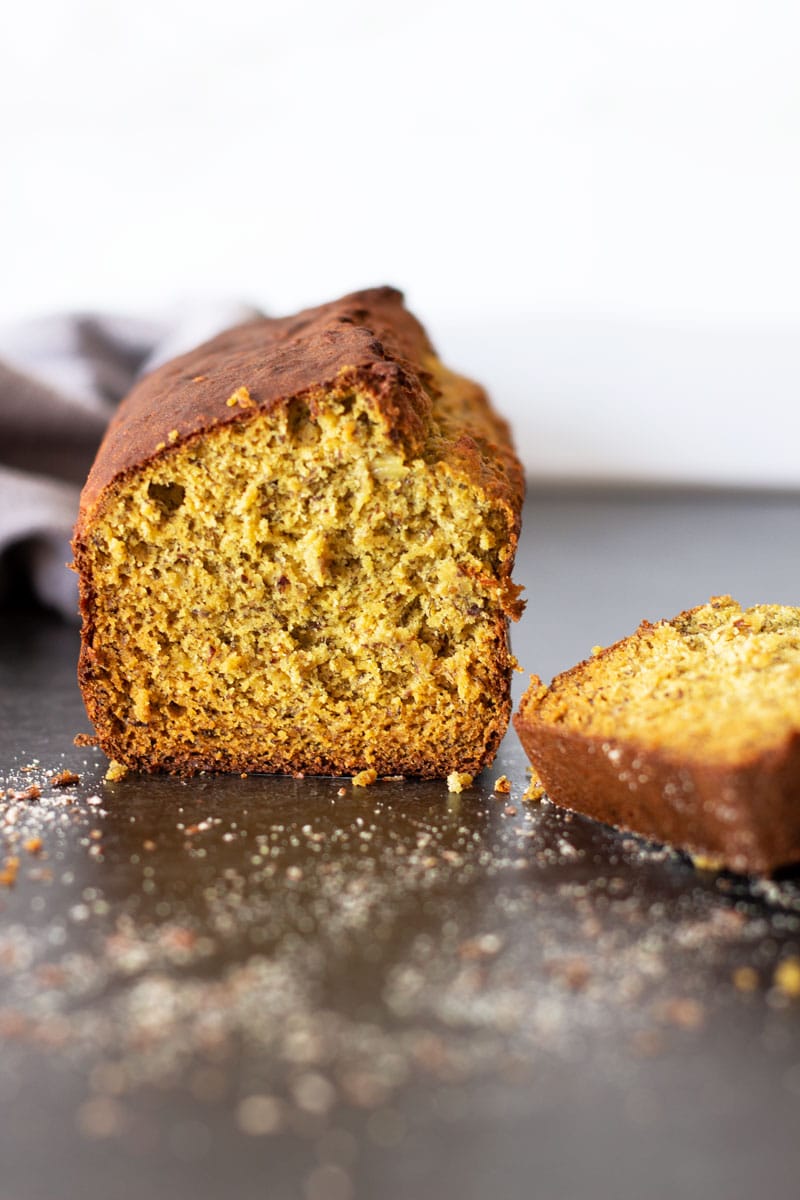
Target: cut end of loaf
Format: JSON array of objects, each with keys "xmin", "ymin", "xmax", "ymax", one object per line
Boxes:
[
  {"xmin": 514, "ymin": 597, "xmax": 800, "ymax": 875},
  {"xmin": 74, "ymin": 358, "xmax": 521, "ymax": 777},
  {"xmin": 519, "ymin": 596, "xmax": 800, "ymax": 767}
]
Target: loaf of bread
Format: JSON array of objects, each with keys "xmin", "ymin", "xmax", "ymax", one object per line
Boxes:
[
  {"xmin": 73, "ymin": 287, "xmax": 524, "ymax": 777},
  {"xmin": 514, "ymin": 596, "xmax": 800, "ymax": 874}
]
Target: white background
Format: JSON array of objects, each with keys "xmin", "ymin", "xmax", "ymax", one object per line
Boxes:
[{"xmin": 2, "ymin": 0, "xmax": 800, "ymax": 485}]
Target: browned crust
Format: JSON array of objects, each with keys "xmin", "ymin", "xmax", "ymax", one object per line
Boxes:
[
  {"xmin": 72, "ymin": 287, "xmax": 524, "ymax": 778},
  {"xmin": 513, "ymin": 603, "xmax": 800, "ymax": 875},
  {"xmin": 514, "ymin": 715, "xmax": 800, "ymax": 874},
  {"xmin": 75, "ymin": 286, "xmax": 522, "ymax": 534}
]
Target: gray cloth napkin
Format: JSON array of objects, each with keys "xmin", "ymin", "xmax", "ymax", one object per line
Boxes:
[{"xmin": 0, "ymin": 302, "xmax": 259, "ymax": 621}]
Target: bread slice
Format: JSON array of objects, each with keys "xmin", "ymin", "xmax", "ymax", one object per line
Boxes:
[
  {"xmin": 514, "ymin": 596, "xmax": 800, "ymax": 874},
  {"xmin": 73, "ymin": 288, "xmax": 524, "ymax": 777}
]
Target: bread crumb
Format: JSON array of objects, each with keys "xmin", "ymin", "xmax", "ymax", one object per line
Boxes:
[
  {"xmin": 105, "ymin": 760, "xmax": 128, "ymax": 783},
  {"xmin": 24, "ymin": 837, "xmax": 43, "ymax": 856},
  {"xmin": 591, "ymin": 645, "xmax": 604, "ymax": 656},
  {"xmin": 167, "ymin": 429, "xmax": 179, "ymax": 443},
  {"xmin": 774, "ymin": 957, "xmax": 800, "ymax": 998},
  {"xmin": 691, "ymin": 853, "xmax": 724, "ymax": 872},
  {"xmin": 523, "ymin": 777, "xmax": 546, "ymax": 802},
  {"xmin": 226, "ymin": 386, "xmax": 255, "ymax": 409},
  {"xmin": 352, "ymin": 769, "xmax": 377, "ymax": 788},
  {"xmin": 12, "ymin": 784, "xmax": 41, "ymax": 802},
  {"xmin": 493, "ymin": 775, "xmax": 511, "ymax": 794},
  {"xmin": 447, "ymin": 772, "xmax": 473, "ymax": 794},
  {"xmin": 51, "ymin": 770, "xmax": 80, "ymax": 788}
]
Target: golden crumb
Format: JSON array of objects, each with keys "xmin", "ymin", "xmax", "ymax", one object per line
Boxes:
[
  {"xmin": 590, "ymin": 645, "xmax": 604, "ymax": 656},
  {"xmin": 691, "ymin": 853, "xmax": 725, "ymax": 872},
  {"xmin": 732, "ymin": 966, "xmax": 759, "ymax": 992},
  {"xmin": 352, "ymin": 768, "xmax": 377, "ymax": 788},
  {"xmin": 447, "ymin": 771, "xmax": 473, "ymax": 794},
  {"xmin": 774, "ymin": 957, "xmax": 800, "ymax": 998},
  {"xmin": 24, "ymin": 837, "xmax": 43, "ymax": 856},
  {"xmin": 167, "ymin": 429, "xmax": 179, "ymax": 443},
  {"xmin": 105, "ymin": 760, "xmax": 128, "ymax": 783},
  {"xmin": 226, "ymin": 386, "xmax": 255, "ymax": 409},
  {"xmin": 523, "ymin": 777, "xmax": 546, "ymax": 802},
  {"xmin": 192, "ymin": 375, "xmax": 207, "ymax": 383},
  {"xmin": 155, "ymin": 441, "xmax": 166, "ymax": 451},
  {"xmin": 493, "ymin": 775, "xmax": 511, "ymax": 794}
]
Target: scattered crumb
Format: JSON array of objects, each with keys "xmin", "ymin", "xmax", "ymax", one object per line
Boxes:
[
  {"xmin": 12, "ymin": 785, "xmax": 41, "ymax": 802},
  {"xmin": 493, "ymin": 775, "xmax": 511, "ymax": 794},
  {"xmin": 191, "ymin": 375, "xmax": 207, "ymax": 383},
  {"xmin": 337, "ymin": 787, "xmax": 347, "ymax": 797},
  {"xmin": 167, "ymin": 429, "xmax": 180, "ymax": 443},
  {"xmin": 591, "ymin": 645, "xmax": 604, "ymax": 656},
  {"xmin": 446, "ymin": 772, "xmax": 473, "ymax": 794},
  {"xmin": 504, "ymin": 805, "xmax": 518, "ymax": 817},
  {"xmin": 523, "ymin": 777, "xmax": 546, "ymax": 802},
  {"xmin": 24, "ymin": 837, "xmax": 43, "ymax": 856},
  {"xmin": 105, "ymin": 761, "xmax": 128, "ymax": 783},
  {"xmin": 774, "ymin": 957, "xmax": 800, "ymax": 999},
  {"xmin": 352, "ymin": 769, "xmax": 378, "ymax": 788},
  {"xmin": 73, "ymin": 733, "xmax": 97, "ymax": 748},
  {"xmin": 51, "ymin": 770, "xmax": 80, "ymax": 788},
  {"xmin": 691, "ymin": 853, "xmax": 724, "ymax": 872}
]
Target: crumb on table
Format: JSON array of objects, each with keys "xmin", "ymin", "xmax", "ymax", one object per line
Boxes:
[{"xmin": 351, "ymin": 768, "xmax": 377, "ymax": 788}]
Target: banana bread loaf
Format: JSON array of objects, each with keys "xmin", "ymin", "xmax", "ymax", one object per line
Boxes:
[
  {"xmin": 73, "ymin": 287, "xmax": 524, "ymax": 777},
  {"xmin": 514, "ymin": 596, "xmax": 800, "ymax": 874}
]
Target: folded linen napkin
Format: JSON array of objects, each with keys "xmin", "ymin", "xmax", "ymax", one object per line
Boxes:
[{"xmin": 0, "ymin": 302, "xmax": 259, "ymax": 621}]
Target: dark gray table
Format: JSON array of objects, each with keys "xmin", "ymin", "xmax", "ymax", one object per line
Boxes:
[{"xmin": 1, "ymin": 488, "xmax": 799, "ymax": 1200}]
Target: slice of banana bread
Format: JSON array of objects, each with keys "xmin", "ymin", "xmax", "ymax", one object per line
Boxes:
[
  {"xmin": 514, "ymin": 596, "xmax": 800, "ymax": 874},
  {"xmin": 73, "ymin": 287, "xmax": 524, "ymax": 777}
]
